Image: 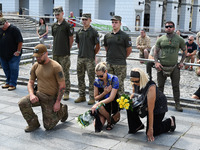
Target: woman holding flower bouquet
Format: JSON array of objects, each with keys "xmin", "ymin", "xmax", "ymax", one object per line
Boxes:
[
  {"xmin": 91, "ymin": 62, "xmax": 119, "ymax": 132},
  {"xmin": 127, "ymin": 68, "xmax": 176, "ymax": 142}
]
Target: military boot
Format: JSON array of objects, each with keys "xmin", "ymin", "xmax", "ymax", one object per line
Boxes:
[
  {"xmin": 74, "ymin": 96, "xmax": 86, "ymax": 103},
  {"xmin": 175, "ymin": 102, "xmax": 183, "ymax": 112},
  {"xmin": 88, "ymin": 99, "xmax": 95, "ymax": 105},
  {"xmin": 61, "ymin": 104, "xmax": 68, "ymax": 122},
  {"xmin": 25, "ymin": 117, "xmax": 40, "ymax": 132},
  {"xmin": 63, "ymin": 93, "xmax": 69, "ymax": 100}
]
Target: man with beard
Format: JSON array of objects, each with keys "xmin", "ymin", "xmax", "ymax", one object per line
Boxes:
[
  {"xmin": 154, "ymin": 21, "xmax": 186, "ymax": 112},
  {"xmin": 18, "ymin": 44, "xmax": 68, "ymax": 132}
]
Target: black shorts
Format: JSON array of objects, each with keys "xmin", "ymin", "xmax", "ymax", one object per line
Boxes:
[{"xmin": 194, "ymin": 87, "xmax": 200, "ymax": 98}]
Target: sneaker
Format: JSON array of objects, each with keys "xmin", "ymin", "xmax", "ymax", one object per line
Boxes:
[
  {"xmin": 88, "ymin": 99, "xmax": 95, "ymax": 105},
  {"xmin": 170, "ymin": 116, "xmax": 176, "ymax": 132},
  {"xmin": 175, "ymin": 103, "xmax": 183, "ymax": 112},
  {"xmin": 74, "ymin": 96, "xmax": 86, "ymax": 103},
  {"xmin": 61, "ymin": 105, "xmax": 68, "ymax": 122},
  {"xmin": 8, "ymin": 86, "xmax": 16, "ymax": 91},
  {"xmin": 25, "ymin": 118, "xmax": 40, "ymax": 132},
  {"xmin": 63, "ymin": 93, "xmax": 69, "ymax": 100},
  {"xmin": 2, "ymin": 84, "xmax": 9, "ymax": 89}
]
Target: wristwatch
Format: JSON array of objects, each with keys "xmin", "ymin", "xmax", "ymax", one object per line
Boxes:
[{"xmin": 16, "ymin": 51, "xmax": 21, "ymax": 54}]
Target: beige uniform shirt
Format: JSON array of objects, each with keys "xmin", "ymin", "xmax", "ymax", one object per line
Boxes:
[{"xmin": 136, "ymin": 35, "xmax": 151, "ymax": 50}]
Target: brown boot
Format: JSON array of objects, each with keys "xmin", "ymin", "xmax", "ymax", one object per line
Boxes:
[
  {"xmin": 2, "ymin": 84, "xmax": 9, "ymax": 89},
  {"xmin": 175, "ymin": 102, "xmax": 183, "ymax": 112},
  {"xmin": 61, "ymin": 104, "xmax": 68, "ymax": 122},
  {"xmin": 88, "ymin": 99, "xmax": 95, "ymax": 105},
  {"xmin": 74, "ymin": 96, "xmax": 86, "ymax": 103},
  {"xmin": 25, "ymin": 117, "xmax": 40, "ymax": 132},
  {"xmin": 63, "ymin": 93, "xmax": 69, "ymax": 100}
]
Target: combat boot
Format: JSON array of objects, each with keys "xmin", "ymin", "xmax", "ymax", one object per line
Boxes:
[
  {"xmin": 61, "ymin": 104, "xmax": 68, "ymax": 122},
  {"xmin": 88, "ymin": 99, "xmax": 95, "ymax": 105},
  {"xmin": 74, "ymin": 96, "xmax": 86, "ymax": 103},
  {"xmin": 25, "ymin": 117, "xmax": 40, "ymax": 132},
  {"xmin": 175, "ymin": 102, "xmax": 183, "ymax": 112},
  {"xmin": 63, "ymin": 93, "xmax": 69, "ymax": 100}
]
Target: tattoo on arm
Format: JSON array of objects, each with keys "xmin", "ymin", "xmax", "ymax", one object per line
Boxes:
[
  {"xmin": 57, "ymin": 87, "xmax": 65, "ymax": 102},
  {"xmin": 154, "ymin": 47, "xmax": 160, "ymax": 63},
  {"xmin": 58, "ymin": 71, "xmax": 64, "ymax": 79},
  {"xmin": 180, "ymin": 47, "xmax": 186, "ymax": 63}
]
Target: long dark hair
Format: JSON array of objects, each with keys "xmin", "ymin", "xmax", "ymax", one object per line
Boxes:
[{"xmin": 39, "ymin": 18, "xmax": 46, "ymax": 26}]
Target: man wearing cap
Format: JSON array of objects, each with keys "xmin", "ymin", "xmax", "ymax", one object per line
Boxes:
[
  {"xmin": 18, "ymin": 44, "xmax": 68, "ymax": 132},
  {"xmin": 74, "ymin": 13, "xmax": 100, "ymax": 105},
  {"xmin": 52, "ymin": 6, "xmax": 74, "ymax": 100},
  {"xmin": 104, "ymin": 15, "xmax": 132, "ymax": 96},
  {"xmin": 0, "ymin": 17, "xmax": 23, "ymax": 90}
]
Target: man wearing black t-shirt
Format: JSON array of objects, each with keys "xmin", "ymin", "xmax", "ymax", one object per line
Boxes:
[
  {"xmin": 184, "ymin": 35, "xmax": 197, "ymax": 71},
  {"xmin": 0, "ymin": 17, "xmax": 23, "ymax": 91}
]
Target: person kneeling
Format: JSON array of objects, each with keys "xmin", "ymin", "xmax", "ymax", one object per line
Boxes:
[
  {"xmin": 91, "ymin": 62, "xmax": 120, "ymax": 132},
  {"xmin": 18, "ymin": 44, "xmax": 68, "ymax": 132},
  {"xmin": 127, "ymin": 68, "xmax": 176, "ymax": 141}
]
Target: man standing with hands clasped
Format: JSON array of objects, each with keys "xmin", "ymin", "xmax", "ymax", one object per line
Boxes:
[
  {"xmin": 104, "ymin": 15, "xmax": 132, "ymax": 96},
  {"xmin": 74, "ymin": 13, "xmax": 100, "ymax": 105},
  {"xmin": 154, "ymin": 21, "xmax": 186, "ymax": 112},
  {"xmin": 18, "ymin": 44, "xmax": 68, "ymax": 132},
  {"xmin": 52, "ymin": 6, "xmax": 74, "ymax": 100}
]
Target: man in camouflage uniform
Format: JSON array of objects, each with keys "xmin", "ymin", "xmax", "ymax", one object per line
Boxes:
[
  {"xmin": 74, "ymin": 13, "xmax": 100, "ymax": 105},
  {"xmin": 104, "ymin": 16, "xmax": 132, "ymax": 96},
  {"xmin": 136, "ymin": 29, "xmax": 151, "ymax": 60},
  {"xmin": 18, "ymin": 44, "xmax": 68, "ymax": 132},
  {"xmin": 52, "ymin": 6, "xmax": 74, "ymax": 100}
]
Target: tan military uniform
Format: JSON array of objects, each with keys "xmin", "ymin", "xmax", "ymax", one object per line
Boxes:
[{"xmin": 136, "ymin": 35, "xmax": 151, "ymax": 58}]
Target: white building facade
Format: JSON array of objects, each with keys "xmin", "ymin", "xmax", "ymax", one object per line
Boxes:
[{"xmin": 0, "ymin": 0, "xmax": 200, "ymax": 32}]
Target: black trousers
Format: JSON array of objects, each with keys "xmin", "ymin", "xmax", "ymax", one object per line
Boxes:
[{"xmin": 127, "ymin": 109, "xmax": 171, "ymax": 136}]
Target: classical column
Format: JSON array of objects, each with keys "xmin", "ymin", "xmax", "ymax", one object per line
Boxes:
[
  {"xmin": 54, "ymin": 0, "xmax": 70, "ymax": 17},
  {"xmin": 179, "ymin": 0, "xmax": 191, "ymax": 31},
  {"xmin": 82, "ymin": 0, "xmax": 99, "ymax": 19},
  {"xmin": 166, "ymin": 0, "xmax": 179, "ymax": 28},
  {"xmin": 149, "ymin": 0, "xmax": 164, "ymax": 32},
  {"xmin": 191, "ymin": 0, "xmax": 200, "ymax": 32}
]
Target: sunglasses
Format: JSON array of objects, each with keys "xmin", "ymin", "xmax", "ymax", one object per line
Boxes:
[
  {"xmin": 188, "ymin": 39, "xmax": 193, "ymax": 41},
  {"xmin": 82, "ymin": 19, "xmax": 88, "ymax": 21},
  {"xmin": 96, "ymin": 73, "xmax": 104, "ymax": 78},
  {"xmin": 131, "ymin": 80, "xmax": 140, "ymax": 83},
  {"xmin": 165, "ymin": 25, "xmax": 174, "ymax": 28}
]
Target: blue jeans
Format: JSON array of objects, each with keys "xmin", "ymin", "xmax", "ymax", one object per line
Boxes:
[{"xmin": 0, "ymin": 55, "xmax": 21, "ymax": 87}]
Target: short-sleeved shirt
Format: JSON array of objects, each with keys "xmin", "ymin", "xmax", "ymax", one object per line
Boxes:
[
  {"xmin": 52, "ymin": 20, "xmax": 73, "ymax": 56},
  {"xmin": 94, "ymin": 73, "xmax": 119, "ymax": 98},
  {"xmin": 104, "ymin": 30, "xmax": 132, "ymax": 65},
  {"xmin": 136, "ymin": 35, "xmax": 151, "ymax": 50},
  {"xmin": 75, "ymin": 26, "xmax": 99, "ymax": 59},
  {"xmin": 155, "ymin": 34, "xmax": 185, "ymax": 66},
  {"xmin": 186, "ymin": 41, "xmax": 197, "ymax": 53},
  {"xmin": 0, "ymin": 25, "xmax": 23, "ymax": 61},
  {"xmin": 30, "ymin": 59, "xmax": 65, "ymax": 96}
]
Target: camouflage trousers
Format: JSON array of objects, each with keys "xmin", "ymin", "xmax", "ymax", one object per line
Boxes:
[
  {"xmin": 107, "ymin": 64, "xmax": 127, "ymax": 96},
  {"xmin": 53, "ymin": 55, "xmax": 70, "ymax": 94},
  {"xmin": 77, "ymin": 58, "xmax": 95, "ymax": 100},
  {"xmin": 18, "ymin": 91, "xmax": 66, "ymax": 130}
]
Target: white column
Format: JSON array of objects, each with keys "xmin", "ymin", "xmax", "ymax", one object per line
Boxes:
[
  {"xmin": 166, "ymin": 0, "xmax": 179, "ymax": 29},
  {"xmin": 149, "ymin": 0, "xmax": 164, "ymax": 32},
  {"xmin": 82, "ymin": 0, "xmax": 99, "ymax": 19},
  {"xmin": 29, "ymin": 0, "xmax": 43, "ymax": 16},
  {"xmin": 54, "ymin": 0, "xmax": 70, "ymax": 18},
  {"xmin": 179, "ymin": 0, "xmax": 191, "ymax": 31},
  {"xmin": 191, "ymin": 0, "xmax": 200, "ymax": 32}
]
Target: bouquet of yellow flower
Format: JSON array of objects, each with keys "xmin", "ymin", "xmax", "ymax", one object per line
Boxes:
[{"xmin": 117, "ymin": 94, "xmax": 133, "ymax": 111}]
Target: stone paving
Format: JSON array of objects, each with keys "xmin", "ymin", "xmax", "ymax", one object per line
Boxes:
[{"xmin": 0, "ymin": 83, "xmax": 200, "ymax": 150}]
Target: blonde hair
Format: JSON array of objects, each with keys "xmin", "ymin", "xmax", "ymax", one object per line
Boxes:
[
  {"xmin": 130, "ymin": 68, "xmax": 148, "ymax": 90},
  {"xmin": 95, "ymin": 62, "xmax": 107, "ymax": 72}
]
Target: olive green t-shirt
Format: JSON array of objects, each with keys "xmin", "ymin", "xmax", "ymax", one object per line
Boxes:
[
  {"xmin": 30, "ymin": 59, "xmax": 65, "ymax": 96},
  {"xmin": 104, "ymin": 30, "xmax": 132, "ymax": 65},
  {"xmin": 75, "ymin": 26, "xmax": 99, "ymax": 59},
  {"xmin": 155, "ymin": 34, "xmax": 185, "ymax": 66},
  {"xmin": 52, "ymin": 20, "xmax": 73, "ymax": 56}
]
